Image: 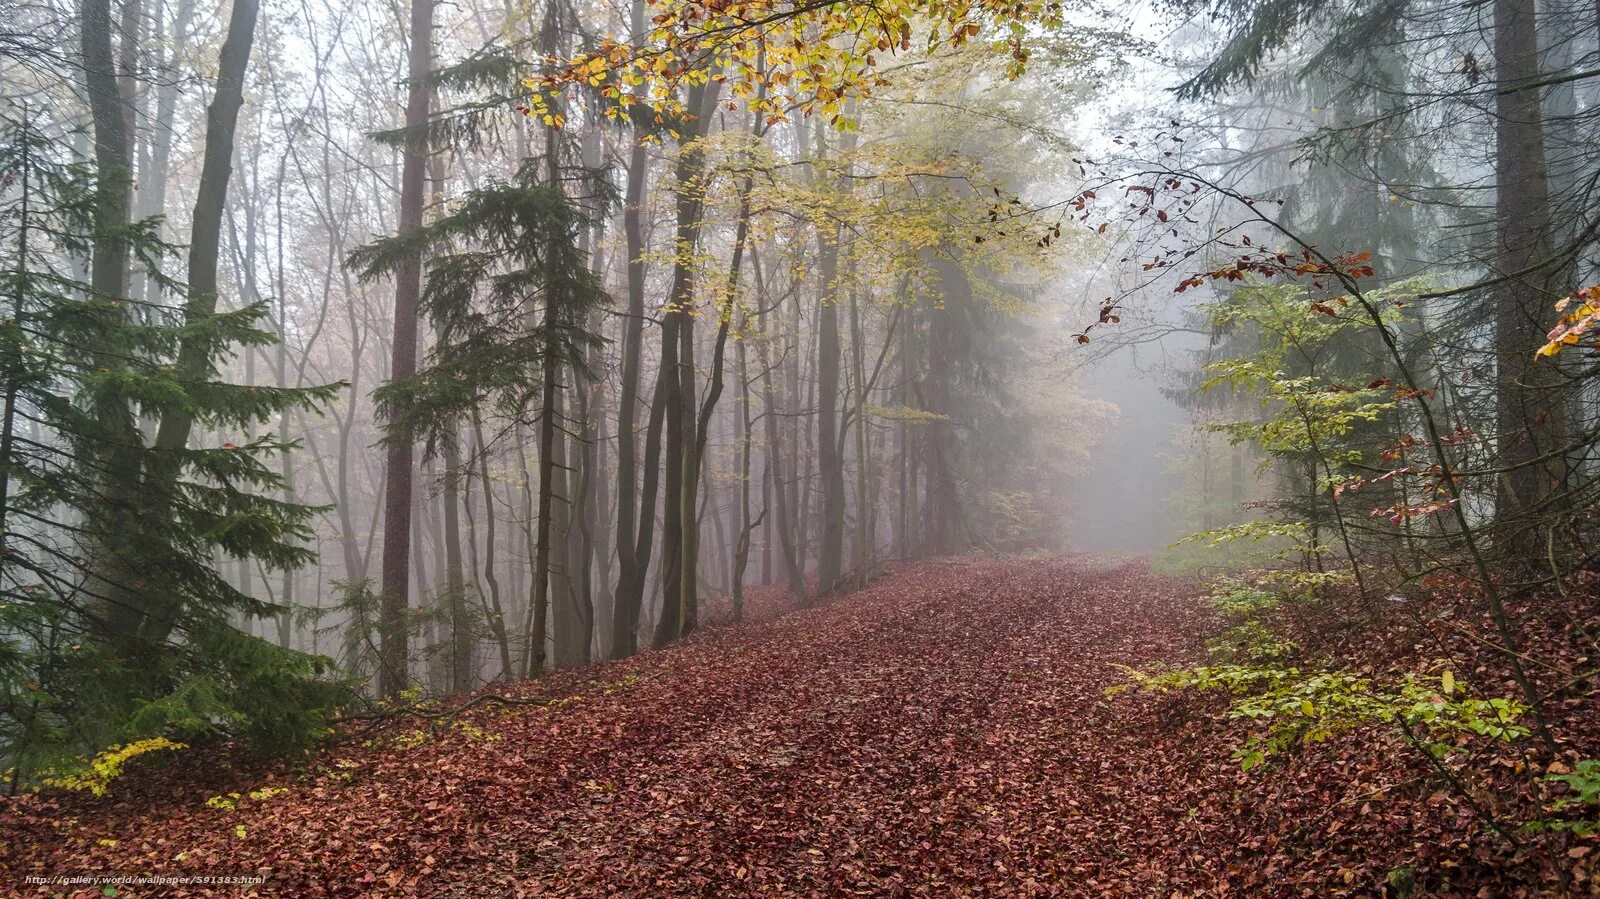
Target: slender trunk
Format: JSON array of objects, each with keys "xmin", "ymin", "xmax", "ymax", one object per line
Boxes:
[
  {"xmin": 610, "ymin": 0, "xmax": 655, "ymax": 660},
  {"xmin": 897, "ymin": 297, "xmax": 913, "ymax": 558},
  {"xmin": 375, "ymin": 0, "xmax": 434, "ymax": 697},
  {"xmin": 815, "ymin": 224, "xmax": 845, "ymax": 593},
  {"xmin": 618, "ymin": 364, "xmax": 667, "ymax": 656},
  {"xmin": 82, "ymin": 0, "xmax": 143, "ymax": 635},
  {"xmin": 848, "ymin": 284, "xmax": 871, "ymax": 584},
  {"xmin": 733, "ymin": 329, "xmax": 758, "ymax": 620},
  {"xmin": 145, "ymin": 0, "xmax": 195, "ymax": 228},
  {"xmin": 795, "ymin": 291, "xmax": 816, "ymax": 589},
  {"xmin": 238, "ymin": 195, "xmax": 258, "ymax": 609},
  {"xmin": 756, "ymin": 250, "xmax": 805, "ymax": 598},
  {"xmin": 0, "ymin": 110, "xmax": 32, "ymax": 571},
  {"xmin": 275, "ymin": 162, "xmax": 294, "ymax": 650},
  {"xmin": 442, "ymin": 440, "xmax": 472, "ymax": 691},
  {"xmin": 472, "ymin": 417, "xmax": 510, "ymax": 678},
  {"xmin": 529, "ymin": 316, "xmax": 558, "ymax": 676},
  {"xmin": 462, "ymin": 435, "xmax": 513, "ymax": 678},
  {"xmin": 654, "ymin": 79, "xmax": 720, "ymax": 648},
  {"xmin": 552, "ymin": 388, "xmax": 589, "ymax": 668},
  {"xmin": 610, "ymin": 141, "xmax": 648, "ymax": 656},
  {"xmin": 590, "ymin": 384, "xmax": 613, "ymax": 656}
]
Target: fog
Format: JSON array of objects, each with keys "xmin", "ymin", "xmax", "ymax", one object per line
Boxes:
[{"xmin": 2, "ymin": 0, "xmax": 1597, "ymax": 730}]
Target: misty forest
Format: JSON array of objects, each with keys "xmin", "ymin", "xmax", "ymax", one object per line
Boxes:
[{"xmin": 2, "ymin": 0, "xmax": 1600, "ymax": 892}]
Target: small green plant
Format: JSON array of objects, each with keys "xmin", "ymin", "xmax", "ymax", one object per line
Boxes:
[
  {"xmin": 1205, "ymin": 577, "xmax": 1283, "ymax": 619},
  {"xmin": 1386, "ymin": 865, "xmax": 1416, "ymax": 898},
  {"xmin": 1526, "ymin": 760, "xmax": 1600, "ymax": 836},
  {"xmin": 1550, "ymin": 760, "xmax": 1600, "ymax": 808},
  {"xmin": 391, "ymin": 729, "xmax": 429, "ymax": 750},
  {"xmin": 1117, "ymin": 663, "xmax": 1527, "ymax": 771},
  {"xmin": 1208, "ymin": 620, "xmax": 1299, "ymax": 663}
]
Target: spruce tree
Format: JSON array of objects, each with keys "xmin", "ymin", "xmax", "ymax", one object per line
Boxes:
[
  {"xmin": 352, "ymin": 157, "xmax": 608, "ymax": 680},
  {"xmin": 0, "ymin": 106, "xmax": 349, "ymax": 788}
]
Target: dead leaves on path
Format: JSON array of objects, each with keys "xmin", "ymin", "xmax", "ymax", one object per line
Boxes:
[{"xmin": 2, "ymin": 557, "xmax": 1595, "ymax": 896}]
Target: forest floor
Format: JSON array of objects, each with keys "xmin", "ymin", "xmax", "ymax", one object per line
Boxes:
[{"xmin": 4, "ymin": 555, "xmax": 1597, "ymax": 897}]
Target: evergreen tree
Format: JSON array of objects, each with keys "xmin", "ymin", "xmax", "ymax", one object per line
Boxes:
[
  {"xmin": 0, "ymin": 106, "xmax": 348, "ymax": 788},
  {"xmin": 352, "ymin": 158, "xmax": 609, "ymax": 679}
]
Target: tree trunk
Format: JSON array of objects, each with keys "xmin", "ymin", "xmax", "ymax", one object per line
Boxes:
[
  {"xmin": 528, "ymin": 300, "xmax": 558, "ymax": 676},
  {"xmin": 137, "ymin": 0, "xmax": 195, "ymax": 246},
  {"xmin": 610, "ymin": 0, "xmax": 657, "ymax": 660},
  {"xmin": 920, "ymin": 260, "xmax": 967, "ymax": 555},
  {"xmin": 121, "ymin": 0, "xmax": 259, "ymax": 645},
  {"xmin": 463, "ymin": 433, "xmax": 513, "ymax": 679},
  {"xmin": 441, "ymin": 440, "xmax": 472, "ymax": 692},
  {"xmin": 81, "ymin": 0, "xmax": 144, "ymax": 636},
  {"xmin": 848, "ymin": 283, "xmax": 871, "ymax": 585},
  {"xmin": 814, "ymin": 181, "xmax": 846, "ymax": 594},
  {"xmin": 375, "ymin": 0, "xmax": 435, "ymax": 697},
  {"xmin": 552, "ymin": 388, "xmax": 588, "ymax": 669},
  {"xmin": 759, "ymin": 318, "xmax": 805, "ymax": 598},
  {"xmin": 653, "ymin": 79, "xmax": 720, "ymax": 648},
  {"xmin": 1493, "ymin": 0, "xmax": 1566, "ymax": 543}
]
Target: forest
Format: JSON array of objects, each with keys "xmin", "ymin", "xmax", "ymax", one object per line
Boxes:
[{"xmin": 1, "ymin": 0, "xmax": 1600, "ymax": 892}]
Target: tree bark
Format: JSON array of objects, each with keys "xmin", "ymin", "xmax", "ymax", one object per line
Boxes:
[
  {"xmin": 653, "ymin": 79, "xmax": 720, "ymax": 648},
  {"xmin": 441, "ymin": 440, "xmax": 472, "ymax": 691},
  {"xmin": 814, "ymin": 133, "xmax": 846, "ymax": 596},
  {"xmin": 81, "ymin": 0, "xmax": 143, "ymax": 635},
  {"xmin": 1493, "ymin": 0, "xmax": 1566, "ymax": 543},
  {"xmin": 376, "ymin": 0, "xmax": 435, "ymax": 697}
]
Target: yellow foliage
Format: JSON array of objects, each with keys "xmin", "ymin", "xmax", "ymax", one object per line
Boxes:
[
  {"xmin": 206, "ymin": 792, "xmax": 241, "ymax": 810},
  {"xmin": 452, "ymin": 721, "xmax": 503, "ymax": 744},
  {"xmin": 42, "ymin": 737, "xmax": 186, "ymax": 797},
  {"xmin": 1538, "ymin": 285, "xmax": 1600, "ymax": 358},
  {"xmin": 391, "ymin": 729, "xmax": 429, "ymax": 750},
  {"xmin": 531, "ymin": 0, "xmax": 1065, "ymax": 127}
]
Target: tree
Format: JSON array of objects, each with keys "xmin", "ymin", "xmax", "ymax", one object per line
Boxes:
[
  {"xmin": 653, "ymin": 78, "xmax": 722, "ymax": 648},
  {"xmin": 356, "ymin": 162, "xmax": 607, "ymax": 675},
  {"xmin": 143, "ymin": 0, "xmax": 263, "ymax": 645},
  {"xmin": 373, "ymin": 0, "xmax": 437, "ymax": 699},
  {"xmin": 609, "ymin": 38, "xmax": 663, "ymax": 656},
  {"xmin": 0, "ymin": 101, "xmax": 346, "ymax": 786},
  {"xmin": 1492, "ymin": 0, "xmax": 1566, "ymax": 544}
]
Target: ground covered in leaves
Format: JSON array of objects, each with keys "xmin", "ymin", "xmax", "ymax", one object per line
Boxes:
[{"xmin": 4, "ymin": 556, "xmax": 1597, "ymax": 896}]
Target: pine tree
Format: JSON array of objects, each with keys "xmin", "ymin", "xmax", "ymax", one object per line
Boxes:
[
  {"xmin": 352, "ymin": 158, "xmax": 608, "ymax": 679},
  {"xmin": 0, "ymin": 106, "xmax": 349, "ymax": 789}
]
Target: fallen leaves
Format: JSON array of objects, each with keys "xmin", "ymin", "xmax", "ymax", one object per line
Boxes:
[{"xmin": 1, "ymin": 558, "xmax": 1595, "ymax": 896}]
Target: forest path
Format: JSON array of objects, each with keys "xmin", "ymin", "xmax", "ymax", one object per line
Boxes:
[
  {"xmin": 451, "ymin": 556, "xmax": 1216, "ymax": 896},
  {"xmin": 8, "ymin": 557, "xmax": 1239, "ymax": 897}
]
